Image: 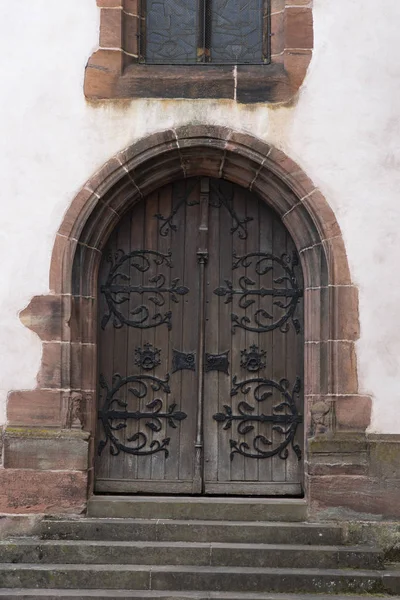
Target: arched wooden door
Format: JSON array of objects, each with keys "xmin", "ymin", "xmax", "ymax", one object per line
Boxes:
[{"xmin": 95, "ymin": 177, "xmax": 304, "ymax": 495}]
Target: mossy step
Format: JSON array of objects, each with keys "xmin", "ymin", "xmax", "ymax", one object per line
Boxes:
[
  {"xmin": 0, "ymin": 591, "xmax": 396, "ymax": 599},
  {"xmin": 0, "ymin": 564, "xmax": 397, "ymax": 594},
  {"xmin": 87, "ymin": 497, "xmax": 307, "ymax": 522},
  {"xmin": 0, "ymin": 540, "xmax": 383, "ymax": 570},
  {"xmin": 39, "ymin": 519, "xmax": 343, "ymax": 545}
]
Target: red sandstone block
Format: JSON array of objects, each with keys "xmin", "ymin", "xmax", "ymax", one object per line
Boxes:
[
  {"xmin": 285, "ymin": 7, "xmax": 313, "ymax": 49},
  {"xmin": 335, "ymin": 396, "xmax": 372, "ymax": 431},
  {"xmin": 3, "ymin": 433, "xmax": 89, "ymax": 471},
  {"xmin": 310, "ymin": 474, "xmax": 400, "ymax": 519},
  {"xmin": 7, "ymin": 390, "xmax": 62, "ymax": 427},
  {"xmin": 100, "ymin": 8, "xmax": 123, "ymax": 49},
  {"xmin": 0, "ymin": 468, "xmax": 87, "ymax": 514}
]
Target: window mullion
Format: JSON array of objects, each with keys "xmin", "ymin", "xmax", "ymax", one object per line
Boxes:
[
  {"xmin": 197, "ymin": 0, "xmax": 210, "ymax": 63},
  {"xmin": 138, "ymin": 0, "xmax": 146, "ymax": 63},
  {"xmin": 262, "ymin": 0, "xmax": 271, "ymax": 64},
  {"xmin": 204, "ymin": 0, "xmax": 211, "ymax": 63}
]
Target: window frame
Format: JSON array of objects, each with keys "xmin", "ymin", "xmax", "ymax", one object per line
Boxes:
[
  {"xmin": 85, "ymin": 0, "xmax": 313, "ymax": 104},
  {"xmin": 140, "ymin": 0, "xmax": 271, "ymax": 66}
]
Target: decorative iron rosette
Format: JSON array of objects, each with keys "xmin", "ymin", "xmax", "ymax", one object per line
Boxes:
[
  {"xmin": 135, "ymin": 343, "xmax": 162, "ymax": 371},
  {"xmin": 240, "ymin": 345, "xmax": 266, "ymax": 372}
]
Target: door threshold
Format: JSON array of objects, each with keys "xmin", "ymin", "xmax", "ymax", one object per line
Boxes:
[{"xmin": 87, "ymin": 495, "xmax": 308, "ymax": 521}]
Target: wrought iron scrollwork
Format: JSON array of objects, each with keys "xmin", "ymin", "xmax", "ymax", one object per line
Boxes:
[
  {"xmin": 100, "ymin": 249, "xmax": 189, "ymax": 331},
  {"xmin": 208, "ymin": 180, "xmax": 253, "ymax": 240},
  {"xmin": 214, "ymin": 251, "xmax": 303, "ymax": 334},
  {"xmin": 155, "ymin": 179, "xmax": 252, "ymax": 240},
  {"xmin": 135, "ymin": 344, "xmax": 161, "ymax": 370},
  {"xmin": 155, "ymin": 179, "xmax": 200, "ymax": 237},
  {"xmin": 213, "ymin": 376, "xmax": 303, "ymax": 461},
  {"xmin": 240, "ymin": 345, "xmax": 266, "ymax": 372},
  {"xmin": 98, "ymin": 373, "xmax": 187, "ymax": 458}
]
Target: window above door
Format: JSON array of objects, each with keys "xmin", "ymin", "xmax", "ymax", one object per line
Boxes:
[
  {"xmin": 145, "ymin": 0, "xmax": 268, "ymax": 65},
  {"xmin": 85, "ymin": 0, "xmax": 313, "ymax": 103}
]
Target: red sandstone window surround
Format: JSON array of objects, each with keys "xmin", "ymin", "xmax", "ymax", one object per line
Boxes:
[
  {"xmin": 85, "ymin": 0, "xmax": 313, "ymax": 103},
  {"xmin": 143, "ymin": 0, "xmax": 270, "ymax": 65}
]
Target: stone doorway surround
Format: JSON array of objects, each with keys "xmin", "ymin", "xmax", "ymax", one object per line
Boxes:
[{"xmin": 3, "ymin": 125, "xmax": 386, "ymax": 517}]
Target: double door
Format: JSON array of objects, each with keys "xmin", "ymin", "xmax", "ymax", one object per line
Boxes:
[{"xmin": 96, "ymin": 177, "xmax": 304, "ymax": 495}]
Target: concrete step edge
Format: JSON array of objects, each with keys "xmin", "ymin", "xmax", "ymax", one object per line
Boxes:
[
  {"xmin": 0, "ymin": 591, "xmax": 392, "ymax": 599},
  {"xmin": 86, "ymin": 498, "xmax": 307, "ymax": 521},
  {"xmin": 0, "ymin": 540, "xmax": 379, "ymax": 553},
  {"xmin": 88, "ymin": 497, "xmax": 307, "ymax": 504},
  {"xmin": 40, "ymin": 519, "xmax": 340, "ymax": 528},
  {"xmin": 0, "ymin": 564, "xmax": 391, "ymax": 576}
]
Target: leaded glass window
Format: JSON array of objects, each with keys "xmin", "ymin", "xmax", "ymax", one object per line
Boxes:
[{"xmin": 144, "ymin": 0, "xmax": 269, "ymax": 65}]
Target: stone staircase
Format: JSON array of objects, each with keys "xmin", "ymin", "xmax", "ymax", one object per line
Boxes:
[{"xmin": 0, "ymin": 496, "xmax": 399, "ymax": 599}]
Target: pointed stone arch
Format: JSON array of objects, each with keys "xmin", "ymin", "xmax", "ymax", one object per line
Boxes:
[{"xmin": 6, "ymin": 126, "xmax": 371, "ymax": 514}]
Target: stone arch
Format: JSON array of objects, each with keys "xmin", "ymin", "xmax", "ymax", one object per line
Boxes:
[{"xmin": 7, "ymin": 126, "xmax": 371, "ymax": 514}]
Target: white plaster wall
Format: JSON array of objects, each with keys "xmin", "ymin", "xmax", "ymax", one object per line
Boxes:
[{"xmin": 0, "ymin": 0, "xmax": 399, "ymax": 432}]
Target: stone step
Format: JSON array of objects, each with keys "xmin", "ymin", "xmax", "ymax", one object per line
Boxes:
[
  {"xmin": 0, "ymin": 592, "xmax": 396, "ymax": 599},
  {"xmin": 0, "ymin": 564, "xmax": 399, "ymax": 594},
  {"xmin": 0, "ymin": 592, "xmax": 396, "ymax": 600},
  {"xmin": 87, "ymin": 497, "xmax": 307, "ymax": 522},
  {"xmin": 0, "ymin": 539, "xmax": 383, "ymax": 569},
  {"xmin": 0, "ymin": 540, "xmax": 383, "ymax": 570},
  {"xmin": 40, "ymin": 519, "xmax": 343, "ymax": 545}
]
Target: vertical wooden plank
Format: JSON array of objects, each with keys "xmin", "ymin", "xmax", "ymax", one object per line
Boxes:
[
  {"xmin": 123, "ymin": 200, "xmax": 145, "ymax": 483},
  {"xmin": 296, "ymin": 236, "xmax": 305, "ymax": 491},
  {"xmin": 227, "ymin": 182, "xmax": 247, "ymax": 483},
  {"xmin": 165, "ymin": 180, "xmax": 186, "ymax": 485},
  {"xmin": 136, "ymin": 190, "xmax": 159, "ymax": 482},
  {"xmin": 284, "ymin": 232, "xmax": 304, "ymax": 487},
  {"xmin": 95, "ymin": 226, "xmax": 117, "ymax": 484},
  {"xmin": 110, "ymin": 213, "xmax": 132, "ymax": 483},
  {"xmin": 193, "ymin": 177, "xmax": 210, "ymax": 493},
  {"xmin": 151, "ymin": 185, "xmax": 171, "ymax": 482},
  {"xmin": 257, "ymin": 196, "xmax": 274, "ymax": 486},
  {"xmin": 216, "ymin": 180, "xmax": 235, "ymax": 486},
  {"xmin": 179, "ymin": 180, "xmax": 200, "ymax": 485},
  {"xmin": 271, "ymin": 213, "xmax": 288, "ymax": 484},
  {"xmin": 243, "ymin": 190, "xmax": 260, "ymax": 483},
  {"xmin": 144, "ymin": 190, "xmax": 158, "ymax": 483},
  {"xmin": 203, "ymin": 189, "xmax": 220, "ymax": 487}
]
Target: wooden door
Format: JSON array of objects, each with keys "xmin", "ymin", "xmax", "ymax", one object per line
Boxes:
[{"xmin": 95, "ymin": 177, "xmax": 304, "ymax": 495}]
